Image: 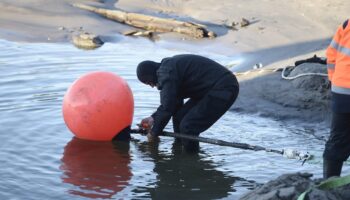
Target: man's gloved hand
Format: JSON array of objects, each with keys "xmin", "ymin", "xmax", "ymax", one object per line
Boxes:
[
  {"xmin": 139, "ymin": 116, "xmax": 158, "ymax": 142},
  {"xmin": 140, "ymin": 116, "xmax": 154, "ymax": 130}
]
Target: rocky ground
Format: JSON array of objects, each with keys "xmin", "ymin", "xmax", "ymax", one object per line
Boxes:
[{"xmin": 240, "ymin": 173, "xmax": 350, "ymax": 200}]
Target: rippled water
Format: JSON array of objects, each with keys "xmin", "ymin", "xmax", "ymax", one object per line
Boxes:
[{"xmin": 0, "ymin": 38, "xmax": 345, "ymax": 200}]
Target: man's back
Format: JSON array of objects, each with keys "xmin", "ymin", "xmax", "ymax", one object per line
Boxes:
[{"xmin": 158, "ymin": 54, "xmax": 233, "ymax": 99}]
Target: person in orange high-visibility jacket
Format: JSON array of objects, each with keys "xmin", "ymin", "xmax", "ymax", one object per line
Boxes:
[{"xmin": 323, "ymin": 19, "xmax": 350, "ymax": 178}]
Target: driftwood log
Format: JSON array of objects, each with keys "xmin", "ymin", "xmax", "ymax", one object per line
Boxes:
[{"xmin": 73, "ymin": 3, "xmax": 215, "ymax": 38}]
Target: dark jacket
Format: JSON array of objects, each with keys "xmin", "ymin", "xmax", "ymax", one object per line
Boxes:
[{"xmin": 151, "ymin": 54, "xmax": 237, "ymax": 135}]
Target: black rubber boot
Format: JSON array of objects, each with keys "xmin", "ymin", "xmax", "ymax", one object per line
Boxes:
[
  {"xmin": 323, "ymin": 159, "xmax": 343, "ymax": 179},
  {"xmin": 182, "ymin": 139, "xmax": 199, "ymax": 153}
]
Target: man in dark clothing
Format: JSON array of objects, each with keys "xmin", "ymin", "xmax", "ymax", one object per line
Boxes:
[{"xmin": 136, "ymin": 54, "xmax": 239, "ymax": 152}]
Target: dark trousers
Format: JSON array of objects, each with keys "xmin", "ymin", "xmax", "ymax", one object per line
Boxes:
[
  {"xmin": 172, "ymin": 75, "xmax": 239, "ymax": 151},
  {"xmin": 323, "ymin": 112, "xmax": 350, "ymax": 161}
]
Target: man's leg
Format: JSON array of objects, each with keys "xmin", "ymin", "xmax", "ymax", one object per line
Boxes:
[
  {"xmin": 323, "ymin": 112, "xmax": 350, "ymax": 178},
  {"xmin": 172, "ymin": 99, "xmax": 198, "ymax": 144},
  {"xmin": 173, "ymin": 99, "xmax": 197, "ymax": 133},
  {"xmin": 180, "ymin": 86, "xmax": 239, "ymax": 152}
]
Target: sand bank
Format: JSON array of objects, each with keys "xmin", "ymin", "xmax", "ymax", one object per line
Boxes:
[
  {"xmin": 0, "ymin": 0, "xmax": 348, "ymax": 122},
  {"xmin": 0, "ymin": 0, "xmax": 348, "ymax": 54}
]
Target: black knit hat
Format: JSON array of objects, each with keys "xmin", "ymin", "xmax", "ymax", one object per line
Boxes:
[{"xmin": 136, "ymin": 60, "xmax": 160, "ymax": 84}]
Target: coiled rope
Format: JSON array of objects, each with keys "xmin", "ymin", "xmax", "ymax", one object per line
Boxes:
[
  {"xmin": 232, "ymin": 65, "xmax": 328, "ymax": 80},
  {"xmin": 281, "ymin": 66, "xmax": 328, "ymax": 80}
]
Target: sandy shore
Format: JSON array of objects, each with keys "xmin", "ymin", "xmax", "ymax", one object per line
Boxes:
[
  {"xmin": 0, "ymin": 0, "xmax": 348, "ymax": 67},
  {"xmin": 0, "ymin": 0, "xmax": 348, "ymax": 123},
  {"xmin": 1, "ymin": 0, "xmax": 348, "ymax": 54}
]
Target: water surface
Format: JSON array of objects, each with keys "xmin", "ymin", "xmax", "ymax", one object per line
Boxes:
[{"xmin": 0, "ymin": 38, "xmax": 342, "ymax": 200}]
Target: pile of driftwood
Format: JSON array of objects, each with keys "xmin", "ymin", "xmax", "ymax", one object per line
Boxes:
[{"xmin": 73, "ymin": 3, "xmax": 215, "ymax": 39}]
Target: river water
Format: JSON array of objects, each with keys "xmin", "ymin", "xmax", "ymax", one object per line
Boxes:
[{"xmin": 0, "ymin": 38, "xmax": 346, "ymax": 200}]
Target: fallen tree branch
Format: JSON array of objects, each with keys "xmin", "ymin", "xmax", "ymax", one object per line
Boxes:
[{"xmin": 72, "ymin": 3, "xmax": 216, "ymax": 38}]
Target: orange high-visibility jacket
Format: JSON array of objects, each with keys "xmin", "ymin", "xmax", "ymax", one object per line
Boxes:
[{"xmin": 326, "ymin": 19, "xmax": 350, "ymax": 95}]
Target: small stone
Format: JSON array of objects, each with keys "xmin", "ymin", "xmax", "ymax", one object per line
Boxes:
[
  {"xmin": 223, "ymin": 20, "xmax": 239, "ymax": 30},
  {"xmin": 253, "ymin": 63, "xmax": 263, "ymax": 69},
  {"xmin": 207, "ymin": 31, "xmax": 216, "ymax": 38},
  {"xmin": 240, "ymin": 18, "xmax": 250, "ymax": 27},
  {"xmin": 259, "ymin": 190, "xmax": 278, "ymax": 200},
  {"xmin": 72, "ymin": 32, "xmax": 104, "ymax": 50},
  {"xmin": 278, "ymin": 187, "xmax": 296, "ymax": 198},
  {"xmin": 123, "ymin": 30, "xmax": 138, "ymax": 36}
]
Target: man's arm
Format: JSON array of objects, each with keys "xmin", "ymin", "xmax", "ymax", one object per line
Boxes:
[
  {"xmin": 326, "ymin": 20, "xmax": 348, "ymax": 82},
  {"xmin": 151, "ymin": 80, "xmax": 178, "ymax": 136},
  {"xmin": 150, "ymin": 63, "xmax": 179, "ymax": 136}
]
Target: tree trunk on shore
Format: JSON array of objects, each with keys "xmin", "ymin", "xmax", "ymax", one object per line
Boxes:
[{"xmin": 72, "ymin": 3, "xmax": 215, "ymax": 38}]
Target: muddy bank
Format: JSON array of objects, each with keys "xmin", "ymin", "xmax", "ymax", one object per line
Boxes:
[{"xmin": 232, "ymin": 62, "xmax": 331, "ymax": 124}]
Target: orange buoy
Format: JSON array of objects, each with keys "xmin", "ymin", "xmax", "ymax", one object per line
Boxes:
[{"xmin": 62, "ymin": 71, "xmax": 134, "ymax": 141}]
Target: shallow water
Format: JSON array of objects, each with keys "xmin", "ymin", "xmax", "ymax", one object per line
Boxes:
[{"xmin": 0, "ymin": 38, "xmax": 345, "ymax": 200}]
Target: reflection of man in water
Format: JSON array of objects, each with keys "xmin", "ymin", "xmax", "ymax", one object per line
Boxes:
[
  {"xmin": 133, "ymin": 141, "xmax": 237, "ymax": 200},
  {"xmin": 60, "ymin": 138, "xmax": 132, "ymax": 199},
  {"xmin": 136, "ymin": 54, "xmax": 239, "ymax": 152}
]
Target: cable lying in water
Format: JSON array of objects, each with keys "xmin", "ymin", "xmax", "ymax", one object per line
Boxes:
[{"xmin": 130, "ymin": 128, "xmax": 313, "ymax": 162}]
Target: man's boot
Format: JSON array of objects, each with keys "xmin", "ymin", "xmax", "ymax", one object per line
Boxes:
[
  {"xmin": 182, "ymin": 139, "xmax": 199, "ymax": 153},
  {"xmin": 323, "ymin": 159, "xmax": 343, "ymax": 179}
]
